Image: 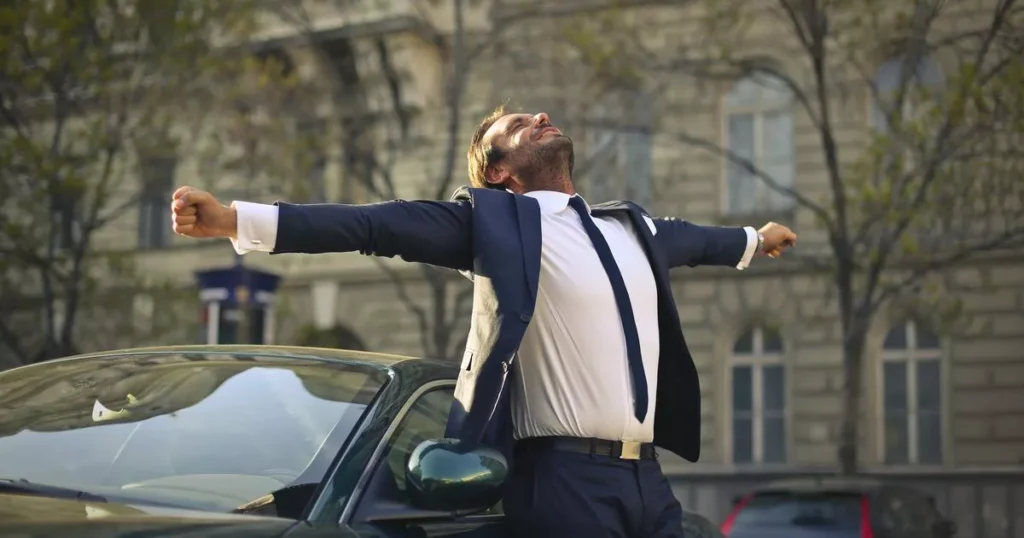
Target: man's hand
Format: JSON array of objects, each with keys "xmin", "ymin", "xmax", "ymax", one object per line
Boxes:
[
  {"xmin": 758, "ymin": 222, "xmax": 797, "ymax": 259},
  {"xmin": 171, "ymin": 186, "xmax": 237, "ymax": 239}
]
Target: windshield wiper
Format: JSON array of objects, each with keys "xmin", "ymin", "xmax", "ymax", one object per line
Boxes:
[{"xmin": 0, "ymin": 478, "xmax": 107, "ymax": 503}]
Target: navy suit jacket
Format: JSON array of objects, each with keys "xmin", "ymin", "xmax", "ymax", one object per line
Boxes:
[{"xmin": 271, "ymin": 186, "xmax": 748, "ymax": 462}]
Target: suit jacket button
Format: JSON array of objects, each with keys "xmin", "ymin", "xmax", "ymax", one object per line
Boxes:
[
  {"xmin": 501, "ymin": 361, "xmax": 508, "ymax": 373},
  {"xmin": 520, "ymin": 313, "xmax": 531, "ymax": 322}
]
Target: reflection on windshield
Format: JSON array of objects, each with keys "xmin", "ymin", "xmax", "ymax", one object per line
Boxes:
[{"xmin": 0, "ymin": 353, "xmax": 388, "ymax": 513}]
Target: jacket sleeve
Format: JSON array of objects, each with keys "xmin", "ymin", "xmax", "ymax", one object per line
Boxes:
[
  {"xmin": 273, "ymin": 199, "xmax": 474, "ymax": 271},
  {"xmin": 653, "ymin": 217, "xmax": 753, "ymax": 269}
]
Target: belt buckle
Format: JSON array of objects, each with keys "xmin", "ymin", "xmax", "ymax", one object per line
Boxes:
[{"xmin": 620, "ymin": 440, "xmax": 641, "ymax": 460}]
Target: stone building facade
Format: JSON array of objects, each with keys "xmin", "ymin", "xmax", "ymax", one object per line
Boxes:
[{"xmin": 99, "ymin": 0, "xmax": 1023, "ymax": 473}]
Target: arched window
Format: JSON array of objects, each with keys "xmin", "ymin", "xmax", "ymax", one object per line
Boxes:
[
  {"xmin": 881, "ymin": 320, "xmax": 943, "ymax": 465},
  {"xmin": 723, "ymin": 74, "xmax": 795, "ymax": 215},
  {"xmin": 730, "ymin": 325, "xmax": 786, "ymax": 464},
  {"xmin": 872, "ymin": 53, "xmax": 944, "ymax": 132}
]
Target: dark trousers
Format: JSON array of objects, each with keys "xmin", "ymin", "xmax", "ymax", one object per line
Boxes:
[{"xmin": 502, "ymin": 442, "xmax": 685, "ymax": 538}]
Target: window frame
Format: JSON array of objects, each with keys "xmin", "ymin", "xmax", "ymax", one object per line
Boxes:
[
  {"xmin": 719, "ymin": 75, "xmax": 796, "ymax": 216},
  {"xmin": 726, "ymin": 325, "xmax": 789, "ymax": 465},
  {"xmin": 877, "ymin": 319, "xmax": 946, "ymax": 466}
]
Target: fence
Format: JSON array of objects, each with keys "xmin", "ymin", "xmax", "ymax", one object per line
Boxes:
[{"xmin": 664, "ymin": 468, "xmax": 1024, "ymax": 538}]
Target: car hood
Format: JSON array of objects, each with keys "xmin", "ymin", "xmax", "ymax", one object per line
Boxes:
[{"xmin": 0, "ymin": 492, "xmax": 301, "ymax": 537}]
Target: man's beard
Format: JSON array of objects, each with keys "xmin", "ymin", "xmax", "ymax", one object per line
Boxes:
[{"xmin": 513, "ymin": 136, "xmax": 575, "ymax": 189}]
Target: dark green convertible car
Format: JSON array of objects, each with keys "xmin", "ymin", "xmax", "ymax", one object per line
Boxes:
[{"xmin": 0, "ymin": 346, "xmax": 723, "ymax": 538}]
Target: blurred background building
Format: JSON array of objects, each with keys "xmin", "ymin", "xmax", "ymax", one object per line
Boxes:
[{"xmin": 2, "ymin": 0, "xmax": 1023, "ymax": 531}]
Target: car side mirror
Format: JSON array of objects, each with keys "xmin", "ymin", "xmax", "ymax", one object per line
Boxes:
[{"xmin": 405, "ymin": 438, "xmax": 509, "ymax": 513}]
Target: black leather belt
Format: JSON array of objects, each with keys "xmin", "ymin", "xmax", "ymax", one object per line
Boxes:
[{"xmin": 519, "ymin": 436, "xmax": 657, "ymax": 460}]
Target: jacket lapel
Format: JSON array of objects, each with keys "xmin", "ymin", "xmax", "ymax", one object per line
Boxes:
[
  {"xmin": 514, "ymin": 194, "xmax": 541, "ymax": 304},
  {"xmin": 592, "ymin": 203, "xmax": 669, "ymax": 274}
]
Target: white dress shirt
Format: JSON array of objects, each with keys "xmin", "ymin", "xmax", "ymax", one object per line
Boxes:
[{"xmin": 230, "ymin": 193, "xmax": 757, "ymax": 443}]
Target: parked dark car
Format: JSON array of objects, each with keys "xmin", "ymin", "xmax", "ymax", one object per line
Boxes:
[
  {"xmin": 0, "ymin": 345, "xmax": 722, "ymax": 537},
  {"xmin": 720, "ymin": 477, "xmax": 956, "ymax": 538}
]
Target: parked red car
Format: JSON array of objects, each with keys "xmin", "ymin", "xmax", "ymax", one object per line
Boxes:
[{"xmin": 721, "ymin": 477, "xmax": 957, "ymax": 538}]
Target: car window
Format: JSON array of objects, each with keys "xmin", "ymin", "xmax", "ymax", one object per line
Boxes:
[
  {"xmin": 730, "ymin": 491, "xmax": 863, "ymax": 531},
  {"xmin": 377, "ymin": 385, "xmax": 502, "ymax": 516},
  {"xmin": 384, "ymin": 387, "xmax": 455, "ymax": 492}
]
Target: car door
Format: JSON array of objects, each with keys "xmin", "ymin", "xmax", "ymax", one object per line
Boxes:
[{"xmin": 346, "ymin": 382, "xmax": 508, "ymax": 538}]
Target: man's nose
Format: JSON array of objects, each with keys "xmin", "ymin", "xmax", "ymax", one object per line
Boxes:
[{"xmin": 533, "ymin": 113, "xmax": 550, "ymax": 126}]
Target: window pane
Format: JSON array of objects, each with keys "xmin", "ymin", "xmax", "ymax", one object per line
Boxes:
[
  {"xmin": 883, "ymin": 361, "xmax": 908, "ymax": 412},
  {"xmin": 733, "ymin": 417, "xmax": 753, "ymax": 463},
  {"xmin": 386, "ymin": 388, "xmax": 455, "ymax": 492},
  {"xmin": 621, "ymin": 131, "xmax": 653, "ymax": 209},
  {"xmin": 763, "ymin": 416, "xmax": 786, "ymax": 463},
  {"xmin": 916, "ymin": 359, "xmax": 941, "ymax": 411},
  {"xmin": 732, "ymin": 366, "xmax": 753, "ymax": 412},
  {"xmin": 586, "ymin": 129, "xmax": 619, "ymax": 202},
  {"xmin": 733, "ymin": 329, "xmax": 754, "ymax": 354},
  {"xmin": 884, "ymin": 324, "xmax": 907, "ymax": 350},
  {"xmin": 727, "ymin": 114, "xmax": 756, "ymax": 214},
  {"xmin": 917, "ymin": 411, "xmax": 943, "ymax": 464},
  {"xmin": 308, "ymin": 156, "xmax": 326, "ymax": 202},
  {"xmin": 763, "ymin": 365, "xmax": 785, "ymax": 412},
  {"xmin": 726, "ymin": 79, "xmax": 760, "ymax": 107},
  {"xmin": 762, "ymin": 112, "xmax": 794, "ymax": 162},
  {"xmin": 914, "ymin": 324, "xmax": 940, "ymax": 349},
  {"xmin": 761, "ymin": 327, "xmax": 783, "ymax": 353},
  {"xmin": 884, "ymin": 414, "xmax": 909, "ymax": 464}
]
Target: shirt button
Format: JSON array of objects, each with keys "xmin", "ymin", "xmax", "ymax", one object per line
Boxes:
[
  {"xmin": 251, "ymin": 239, "xmax": 262, "ymax": 244},
  {"xmin": 519, "ymin": 313, "xmax": 531, "ymax": 323}
]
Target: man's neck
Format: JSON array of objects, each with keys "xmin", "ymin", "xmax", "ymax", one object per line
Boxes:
[{"xmin": 513, "ymin": 171, "xmax": 575, "ymax": 196}]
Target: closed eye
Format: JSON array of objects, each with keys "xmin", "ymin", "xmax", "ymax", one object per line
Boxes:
[{"xmin": 503, "ymin": 117, "xmax": 528, "ymax": 136}]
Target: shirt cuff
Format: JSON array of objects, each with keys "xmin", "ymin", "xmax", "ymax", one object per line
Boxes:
[
  {"xmin": 736, "ymin": 226, "xmax": 758, "ymax": 270},
  {"xmin": 230, "ymin": 201, "xmax": 279, "ymax": 255}
]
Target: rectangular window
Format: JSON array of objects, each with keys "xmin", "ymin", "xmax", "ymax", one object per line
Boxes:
[
  {"xmin": 726, "ymin": 114, "xmax": 756, "ymax": 214},
  {"xmin": 724, "ymin": 112, "xmax": 795, "ymax": 215},
  {"xmin": 138, "ymin": 158, "xmax": 176, "ymax": 249}
]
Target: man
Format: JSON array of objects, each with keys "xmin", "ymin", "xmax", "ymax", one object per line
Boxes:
[{"xmin": 171, "ymin": 105, "xmax": 796, "ymax": 537}]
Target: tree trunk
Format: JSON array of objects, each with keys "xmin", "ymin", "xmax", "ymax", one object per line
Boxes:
[{"xmin": 837, "ymin": 318, "xmax": 869, "ymax": 475}]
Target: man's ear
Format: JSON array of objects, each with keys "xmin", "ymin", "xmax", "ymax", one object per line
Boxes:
[{"xmin": 484, "ymin": 165, "xmax": 509, "ymax": 187}]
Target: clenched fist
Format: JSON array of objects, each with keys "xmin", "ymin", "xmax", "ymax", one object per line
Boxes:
[
  {"xmin": 171, "ymin": 186, "xmax": 237, "ymax": 239},
  {"xmin": 758, "ymin": 222, "xmax": 797, "ymax": 258}
]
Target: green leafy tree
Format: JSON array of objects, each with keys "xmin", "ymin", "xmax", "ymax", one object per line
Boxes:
[
  {"xmin": 0, "ymin": 0, "xmax": 259, "ymax": 365},
  {"xmin": 568, "ymin": 0, "xmax": 1024, "ymax": 473}
]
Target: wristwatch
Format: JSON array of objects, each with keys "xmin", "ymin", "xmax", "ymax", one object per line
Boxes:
[{"xmin": 756, "ymin": 232, "xmax": 765, "ymax": 254}]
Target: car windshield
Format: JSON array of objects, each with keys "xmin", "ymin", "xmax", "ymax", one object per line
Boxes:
[
  {"xmin": 731, "ymin": 491, "xmax": 863, "ymax": 531},
  {"xmin": 0, "ymin": 351, "xmax": 389, "ymax": 513}
]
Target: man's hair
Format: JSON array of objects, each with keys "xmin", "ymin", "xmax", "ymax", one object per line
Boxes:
[{"xmin": 467, "ymin": 104, "xmax": 508, "ymax": 189}]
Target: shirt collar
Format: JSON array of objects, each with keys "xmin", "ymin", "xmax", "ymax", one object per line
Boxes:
[{"xmin": 512, "ymin": 190, "xmax": 590, "ymax": 215}]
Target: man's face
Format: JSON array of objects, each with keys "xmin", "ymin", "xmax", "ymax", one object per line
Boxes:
[{"xmin": 482, "ymin": 112, "xmax": 574, "ymax": 189}]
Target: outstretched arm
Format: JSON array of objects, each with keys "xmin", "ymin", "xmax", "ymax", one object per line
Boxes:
[
  {"xmin": 172, "ymin": 187, "xmax": 473, "ymax": 271},
  {"xmin": 650, "ymin": 216, "xmax": 796, "ymax": 269},
  {"xmin": 652, "ymin": 217, "xmax": 757, "ymax": 269}
]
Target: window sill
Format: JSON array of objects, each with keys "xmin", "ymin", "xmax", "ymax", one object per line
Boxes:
[{"xmin": 717, "ymin": 207, "xmax": 797, "ymax": 227}]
